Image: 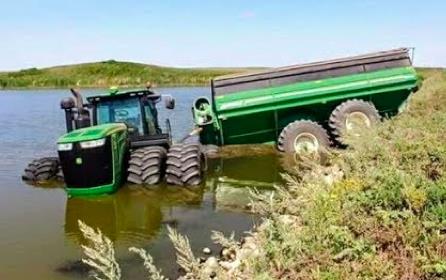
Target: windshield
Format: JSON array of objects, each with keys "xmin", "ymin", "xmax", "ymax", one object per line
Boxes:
[{"xmin": 97, "ymin": 97, "xmax": 143, "ymax": 135}]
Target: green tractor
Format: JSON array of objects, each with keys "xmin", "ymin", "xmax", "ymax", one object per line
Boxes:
[{"xmin": 22, "ymin": 87, "xmax": 205, "ymax": 196}]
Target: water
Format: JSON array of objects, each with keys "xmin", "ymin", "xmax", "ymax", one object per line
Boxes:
[{"xmin": 0, "ymin": 88, "xmax": 285, "ymax": 279}]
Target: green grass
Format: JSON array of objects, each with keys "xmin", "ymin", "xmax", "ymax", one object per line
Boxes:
[{"xmin": 0, "ymin": 60, "xmax": 262, "ymax": 89}]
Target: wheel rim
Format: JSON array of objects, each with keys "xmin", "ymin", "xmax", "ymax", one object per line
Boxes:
[
  {"xmin": 293, "ymin": 132, "xmax": 319, "ymax": 155},
  {"xmin": 345, "ymin": 111, "xmax": 371, "ymax": 136}
]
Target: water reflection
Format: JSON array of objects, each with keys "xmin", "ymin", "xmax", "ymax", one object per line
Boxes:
[
  {"xmin": 64, "ymin": 186, "xmax": 204, "ymax": 246},
  {"xmin": 63, "ymin": 152, "xmax": 282, "ymax": 249},
  {"xmin": 52, "ymin": 151, "xmax": 286, "ymax": 279}
]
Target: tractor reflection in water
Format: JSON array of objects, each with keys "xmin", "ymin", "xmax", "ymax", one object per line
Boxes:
[
  {"xmin": 64, "ymin": 186, "xmax": 204, "ymax": 246},
  {"xmin": 63, "ymin": 147, "xmax": 281, "ymax": 245}
]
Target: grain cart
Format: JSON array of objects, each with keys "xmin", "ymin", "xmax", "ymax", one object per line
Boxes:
[
  {"xmin": 190, "ymin": 48, "xmax": 420, "ymax": 156},
  {"xmin": 22, "ymin": 87, "xmax": 205, "ymax": 195}
]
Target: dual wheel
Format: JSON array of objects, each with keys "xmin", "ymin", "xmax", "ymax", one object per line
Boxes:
[
  {"xmin": 22, "ymin": 157, "xmax": 63, "ymax": 182},
  {"xmin": 23, "ymin": 144, "xmax": 205, "ymax": 187},
  {"xmin": 277, "ymin": 99, "xmax": 380, "ymax": 155},
  {"xmin": 127, "ymin": 143, "xmax": 204, "ymax": 186}
]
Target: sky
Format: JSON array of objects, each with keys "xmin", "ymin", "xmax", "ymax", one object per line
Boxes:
[{"xmin": 1, "ymin": 0, "xmax": 445, "ymax": 71}]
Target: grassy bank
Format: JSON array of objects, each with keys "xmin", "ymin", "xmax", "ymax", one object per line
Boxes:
[{"xmin": 0, "ymin": 60, "xmax": 258, "ymax": 89}]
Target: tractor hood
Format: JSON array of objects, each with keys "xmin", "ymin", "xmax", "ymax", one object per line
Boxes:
[{"xmin": 58, "ymin": 123, "xmax": 127, "ymax": 144}]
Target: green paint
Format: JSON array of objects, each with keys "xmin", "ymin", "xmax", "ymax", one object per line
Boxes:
[
  {"xmin": 194, "ymin": 67, "xmax": 420, "ymax": 146},
  {"xmin": 58, "ymin": 123, "xmax": 127, "ymax": 143},
  {"xmin": 109, "ymin": 86, "xmax": 119, "ymax": 95},
  {"xmin": 65, "ymin": 129, "xmax": 128, "ymax": 197},
  {"xmin": 59, "ymin": 123, "xmax": 129, "ymax": 197},
  {"xmin": 66, "ymin": 184, "xmax": 116, "ymax": 196}
]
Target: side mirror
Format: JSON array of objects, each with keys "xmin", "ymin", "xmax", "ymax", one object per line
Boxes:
[
  {"xmin": 164, "ymin": 95, "xmax": 175, "ymax": 110},
  {"xmin": 60, "ymin": 97, "xmax": 75, "ymax": 110}
]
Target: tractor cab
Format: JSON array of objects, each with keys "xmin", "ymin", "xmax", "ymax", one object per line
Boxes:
[
  {"xmin": 60, "ymin": 87, "xmax": 175, "ymax": 148},
  {"xmin": 86, "ymin": 88, "xmax": 175, "ymax": 149}
]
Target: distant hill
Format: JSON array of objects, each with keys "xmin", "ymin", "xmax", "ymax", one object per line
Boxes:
[
  {"xmin": 0, "ymin": 60, "xmax": 264, "ymax": 89},
  {"xmin": 1, "ymin": 61, "xmax": 439, "ymax": 90}
]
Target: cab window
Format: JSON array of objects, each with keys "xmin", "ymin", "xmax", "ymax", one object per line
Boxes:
[
  {"xmin": 144, "ymin": 101, "xmax": 161, "ymax": 135},
  {"xmin": 97, "ymin": 97, "xmax": 143, "ymax": 135}
]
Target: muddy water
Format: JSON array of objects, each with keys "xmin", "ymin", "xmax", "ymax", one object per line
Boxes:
[{"xmin": 0, "ymin": 88, "xmax": 286, "ymax": 279}]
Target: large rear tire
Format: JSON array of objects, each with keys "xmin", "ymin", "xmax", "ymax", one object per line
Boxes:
[
  {"xmin": 329, "ymin": 99, "xmax": 380, "ymax": 143},
  {"xmin": 277, "ymin": 120, "xmax": 330, "ymax": 155},
  {"xmin": 22, "ymin": 157, "xmax": 61, "ymax": 181},
  {"xmin": 166, "ymin": 143, "xmax": 204, "ymax": 186},
  {"xmin": 127, "ymin": 146, "xmax": 167, "ymax": 185}
]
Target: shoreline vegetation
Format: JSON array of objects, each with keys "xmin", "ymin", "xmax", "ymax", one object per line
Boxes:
[
  {"xmin": 0, "ymin": 60, "xmax": 263, "ymax": 89},
  {"xmin": 0, "ymin": 61, "xmax": 441, "ymax": 90},
  {"xmin": 79, "ymin": 68, "xmax": 446, "ymax": 279}
]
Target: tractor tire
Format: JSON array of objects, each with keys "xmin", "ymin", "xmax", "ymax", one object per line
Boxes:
[
  {"xmin": 22, "ymin": 157, "xmax": 61, "ymax": 181},
  {"xmin": 127, "ymin": 146, "xmax": 167, "ymax": 185},
  {"xmin": 329, "ymin": 99, "xmax": 380, "ymax": 143},
  {"xmin": 165, "ymin": 143, "xmax": 204, "ymax": 186},
  {"xmin": 277, "ymin": 120, "xmax": 330, "ymax": 155}
]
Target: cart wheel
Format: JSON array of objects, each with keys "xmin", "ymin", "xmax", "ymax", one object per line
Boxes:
[
  {"xmin": 329, "ymin": 99, "xmax": 380, "ymax": 143},
  {"xmin": 277, "ymin": 120, "xmax": 330, "ymax": 156}
]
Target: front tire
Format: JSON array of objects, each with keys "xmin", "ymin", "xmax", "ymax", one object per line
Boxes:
[
  {"xmin": 166, "ymin": 143, "xmax": 204, "ymax": 186},
  {"xmin": 277, "ymin": 120, "xmax": 330, "ymax": 155},
  {"xmin": 127, "ymin": 146, "xmax": 167, "ymax": 185},
  {"xmin": 22, "ymin": 157, "xmax": 61, "ymax": 181}
]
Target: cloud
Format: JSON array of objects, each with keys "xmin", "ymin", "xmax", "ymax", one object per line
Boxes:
[{"xmin": 239, "ymin": 10, "xmax": 256, "ymax": 19}]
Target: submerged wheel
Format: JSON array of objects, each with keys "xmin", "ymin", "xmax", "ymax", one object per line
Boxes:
[
  {"xmin": 277, "ymin": 120, "xmax": 330, "ymax": 155},
  {"xmin": 329, "ymin": 99, "xmax": 380, "ymax": 143},
  {"xmin": 127, "ymin": 146, "xmax": 167, "ymax": 185},
  {"xmin": 166, "ymin": 143, "xmax": 204, "ymax": 186},
  {"xmin": 22, "ymin": 157, "xmax": 61, "ymax": 181}
]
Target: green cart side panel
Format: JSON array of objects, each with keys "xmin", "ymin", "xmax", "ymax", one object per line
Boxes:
[
  {"xmin": 197, "ymin": 67, "xmax": 419, "ymax": 146},
  {"xmin": 214, "ymin": 67, "xmax": 417, "ymax": 117}
]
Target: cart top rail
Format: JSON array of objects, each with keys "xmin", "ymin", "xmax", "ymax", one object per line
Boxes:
[{"xmin": 213, "ymin": 48, "xmax": 412, "ymax": 96}]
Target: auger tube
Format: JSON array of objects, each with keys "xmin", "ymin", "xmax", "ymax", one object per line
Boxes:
[{"xmin": 179, "ymin": 127, "xmax": 203, "ymax": 143}]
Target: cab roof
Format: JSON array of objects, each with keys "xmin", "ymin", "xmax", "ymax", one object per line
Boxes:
[{"xmin": 86, "ymin": 89, "xmax": 161, "ymax": 103}]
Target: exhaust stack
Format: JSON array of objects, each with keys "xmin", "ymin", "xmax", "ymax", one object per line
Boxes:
[{"xmin": 60, "ymin": 89, "xmax": 91, "ymax": 133}]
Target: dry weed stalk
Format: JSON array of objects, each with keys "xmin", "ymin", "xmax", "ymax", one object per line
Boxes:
[
  {"xmin": 129, "ymin": 247, "xmax": 167, "ymax": 280},
  {"xmin": 167, "ymin": 226, "xmax": 201, "ymax": 276},
  {"xmin": 211, "ymin": 231, "xmax": 238, "ymax": 250},
  {"xmin": 78, "ymin": 220, "xmax": 121, "ymax": 280}
]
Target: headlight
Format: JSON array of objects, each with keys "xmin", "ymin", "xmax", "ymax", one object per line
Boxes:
[
  {"xmin": 80, "ymin": 138, "xmax": 106, "ymax": 149},
  {"xmin": 58, "ymin": 143, "xmax": 73, "ymax": 151}
]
